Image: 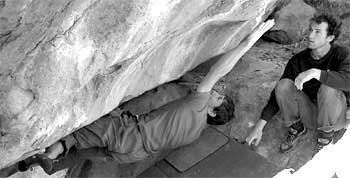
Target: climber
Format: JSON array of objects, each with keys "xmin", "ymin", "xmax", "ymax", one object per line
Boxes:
[
  {"xmin": 0, "ymin": 20, "xmax": 274, "ymax": 176},
  {"xmin": 245, "ymin": 13, "xmax": 350, "ymax": 153}
]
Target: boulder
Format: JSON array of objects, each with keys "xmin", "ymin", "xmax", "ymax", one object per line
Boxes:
[
  {"xmin": 0, "ymin": 0, "xmax": 281, "ymax": 168},
  {"xmin": 304, "ymin": 0, "xmax": 350, "ymax": 19},
  {"xmin": 264, "ymin": 0, "xmax": 316, "ymax": 44}
]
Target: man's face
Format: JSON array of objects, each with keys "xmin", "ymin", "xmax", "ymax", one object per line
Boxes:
[
  {"xmin": 308, "ymin": 22, "xmax": 334, "ymax": 50},
  {"xmin": 208, "ymin": 90, "xmax": 225, "ymax": 108}
]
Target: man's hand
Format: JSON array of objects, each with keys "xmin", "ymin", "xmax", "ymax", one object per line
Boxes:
[
  {"xmin": 245, "ymin": 119, "xmax": 267, "ymax": 146},
  {"xmin": 245, "ymin": 127, "xmax": 263, "ymax": 146},
  {"xmin": 294, "ymin": 68, "xmax": 321, "ymax": 90},
  {"xmin": 42, "ymin": 141, "xmax": 64, "ymax": 159}
]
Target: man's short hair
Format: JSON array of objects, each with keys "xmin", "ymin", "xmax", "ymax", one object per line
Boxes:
[
  {"xmin": 207, "ymin": 95, "xmax": 234, "ymax": 125},
  {"xmin": 310, "ymin": 13, "xmax": 342, "ymax": 43}
]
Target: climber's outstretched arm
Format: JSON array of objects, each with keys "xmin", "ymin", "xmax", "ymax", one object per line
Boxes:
[{"xmin": 197, "ymin": 20, "xmax": 274, "ymax": 93}]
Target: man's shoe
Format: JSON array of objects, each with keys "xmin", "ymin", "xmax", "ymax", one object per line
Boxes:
[
  {"xmin": 316, "ymin": 130, "xmax": 334, "ymax": 152},
  {"xmin": 279, "ymin": 126, "xmax": 307, "ymax": 153}
]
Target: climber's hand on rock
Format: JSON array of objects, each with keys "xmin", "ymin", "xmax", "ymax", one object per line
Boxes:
[{"xmin": 43, "ymin": 141, "xmax": 64, "ymax": 159}]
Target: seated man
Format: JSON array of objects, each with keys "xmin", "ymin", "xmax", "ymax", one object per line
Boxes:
[
  {"xmin": 245, "ymin": 13, "xmax": 350, "ymax": 153},
  {"xmin": 0, "ymin": 20, "xmax": 274, "ymax": 177}
]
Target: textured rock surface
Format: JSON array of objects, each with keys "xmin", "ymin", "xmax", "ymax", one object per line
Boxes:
[
  {"xmin": 264, "ymin": 0, "xmax": 315, "ymax": 44},
  {"xmin": 0, "ymin": 0, "xmax": 281, "ymax": 168},
  {"xmin": 304, "ymin": 0, "xmax": 350, "ymax": 18}
]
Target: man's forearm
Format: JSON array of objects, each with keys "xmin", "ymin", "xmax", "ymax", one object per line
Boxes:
[
  {"xmin": 205, "ymin": 21, "xmax": 273, "ymax": 83},
  {"xmin": 319, "ymin": 69, "xmax": 350, "ymax": 91},
  {"xmin": 206, "ymin": 37, "xmax": 254, "ymax": 80},
  {"xmin": 319, "ymin": 54, "xmax": 350, "ymax": 91},
  {"xmin": 197, "ymin": 20, "xmax": 275, "ymax": 92}
]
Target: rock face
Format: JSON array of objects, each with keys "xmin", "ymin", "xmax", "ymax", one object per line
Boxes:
[{"xmin": 0, "ymin": 0, "xmax": 281, "ymax": 168}]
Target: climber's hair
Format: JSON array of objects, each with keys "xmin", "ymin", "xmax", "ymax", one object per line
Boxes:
[
  {"xmin": 207, "ymin": 95, "xmax": 234, "ymax": 125},
  {"xmin": 310, "ymin": 13, "xmax": 342, "ymax": 43}
]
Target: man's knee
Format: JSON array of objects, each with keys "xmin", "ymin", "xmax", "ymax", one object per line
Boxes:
[
  {"xmin": 275, "ymin": 79, "xmax": 294, "ymax": 98},
  {"xmin": 318, "ymin": 84, "xmax": 345, "ymax": 101},
  {"xmin": 317, "ymin": 85, "xmax": 347, "ymax": 131},
  {"xmin": 317, "ymin": 84, "xmax": 346, "ymax": 118}
]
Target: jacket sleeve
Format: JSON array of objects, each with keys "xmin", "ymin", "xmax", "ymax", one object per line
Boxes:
[{"xmin": 319, "ymin": 49, "xmax": 350, "ymax": 92}]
